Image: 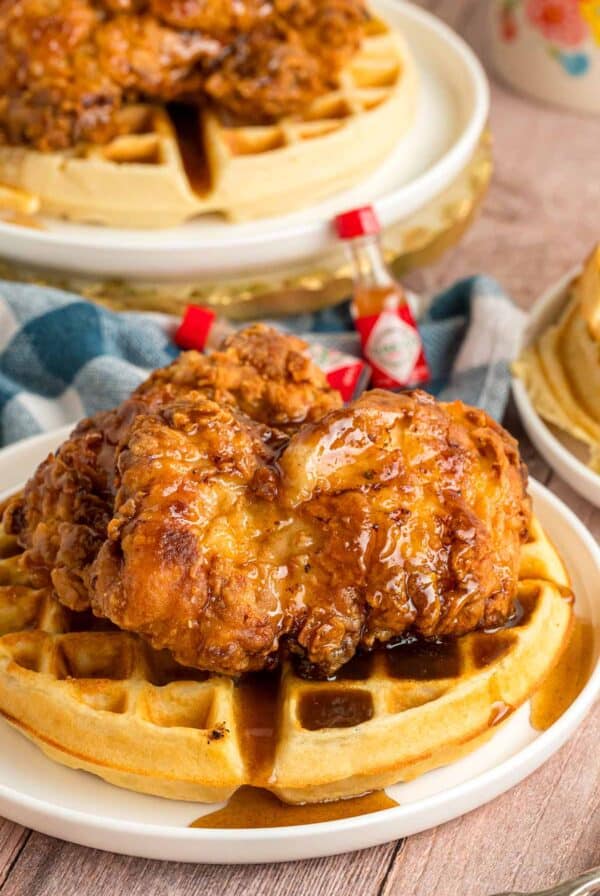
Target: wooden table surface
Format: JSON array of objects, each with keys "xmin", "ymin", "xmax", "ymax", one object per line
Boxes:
[{"xmin": 1, "ymin": 2, "xmax": 600, "ymax": 893}]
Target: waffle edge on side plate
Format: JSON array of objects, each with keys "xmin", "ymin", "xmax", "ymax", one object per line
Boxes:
[
  {"xmin": 0, "ymin": 514, "xmax": 573, "ymax": 805},
  {"xmin": 0, "ymin": 18, "xmax": 416, "ymax": 227}
]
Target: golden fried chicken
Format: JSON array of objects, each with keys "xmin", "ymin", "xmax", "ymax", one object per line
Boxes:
[
  {"xmin": 203, "ymin": 25, "xmax": 325, "ymax": 123},
  {"xmin": 2, "ymin": 412, "xmax": 115, "ymax": 611},
  {"xmin": 274, "ymin": 0, "xmax": 368, "ymax": 68},
  {"xmin": 280, "ymin": 391, "xmax": 530, "ymax": 672},
  {"xmin": 148, "ymin": 0, "xmax": 266, "ymax": 33},
  {"xmin": 4, "ymin": 326, "xmax": 530, "ymax": 679},
  {"xmin": 204, "ymin": 0, "xmax": 367, "ymax": 121},
  {"xmin": 95, "ymin": 14, "xmax": 221, "ymax": 99},
  {"xmin": 90, "ymin": 389, "xmax": 530, "ymax": 677},
  {"xmin": 92, "ymin": 398, "xmax": 289, "ymax": 673},
  {"xmin": 0, "ymin": 0, "xmax": 122, "ymax": 150},
  {"xmin": 138, "ymin": 324, "xmax": 341, "ymax": 433},
  {"xmin": 4, "ymin": 326, "xmax": 340, "ymax": 612},
  {"xmin": 0, "ymin": 0, "xmax": 367, "ymax": 150}
]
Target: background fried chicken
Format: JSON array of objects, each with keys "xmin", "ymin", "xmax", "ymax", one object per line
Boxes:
[
  {"xmin": 0, "ymin": 0, "xmax": 368, "ymax": 150},
  {"xmin": 4, "ymin": 327, "xmax": 531, "ymax": 679}
]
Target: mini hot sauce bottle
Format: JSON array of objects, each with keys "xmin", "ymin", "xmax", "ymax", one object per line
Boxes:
[{"xmin": 335, "ymin": 206, "xmax": 430, "ymax": 389}]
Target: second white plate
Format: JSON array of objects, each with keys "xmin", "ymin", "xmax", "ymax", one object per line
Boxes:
[{"xmin": 512, "ymin": 267, "xmax": 600, "ymax": 508}]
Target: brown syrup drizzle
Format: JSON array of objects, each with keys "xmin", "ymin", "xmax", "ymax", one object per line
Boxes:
[
  {"xmin": 558, "ymin": 584, "xmax": 575, "ymax": 602},
  {"xmin": 530, "ymin": 617, "xmax": 595, "ymax": 731},
  {"xmin": 169, "ymin": 105, "xmax": 211, "ymax": 197},
  {"xmin": 189, "ymin": 610, "xmax": 534, "ymax": 830},
  {"xmin": 193, "ymin": 668, "xmax": 394, "ymax": 829},
  {"xmin": 331, "ymin": 652, "xmax": 373, "ymax": 681},
  {"xmin": 298, "ymin": 688, "xmax": 374, "ymax": 731},
  {"xmin": 471, "ymin": 632, "xmax": 517, "ymax": 670},
  {"xmin": 507, "ymin": 591, "xmax": 539, "ymax": 627},
  {"xmin": 386, "ymin": 638, "xmax": 462, "ymax": 680},
  {"xmin": 189, "ymin": 786, "xmax": 398, "ymax": 829},
  {"xmin": 234, "ymin": 670, "xmax": 280, "ymax": 785}
]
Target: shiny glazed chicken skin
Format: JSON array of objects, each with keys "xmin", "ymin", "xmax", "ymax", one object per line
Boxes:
[
  {"xmin": 91, "ymin": 388, "xmax": 530, "ymax": 676},
  {"xmin": 0, "ymin": 0, "xmax": 368, "ymax": 151},
  {"xmin": 4, "ymin": 326, "xmax": 340, "ymax": 614},
  {"xmin": 4, "ymin": 326, "xmax": 531, "ymax": 678}
]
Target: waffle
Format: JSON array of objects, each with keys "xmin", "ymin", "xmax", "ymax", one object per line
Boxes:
[
  {"xmin": 0, "ymin": 19, "xmax": 416, "ymax": 228},
  {"xmin": 0, "ymin": 512, "xmax": 573, "ymax": 805}
]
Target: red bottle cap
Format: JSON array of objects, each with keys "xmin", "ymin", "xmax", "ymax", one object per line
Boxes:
[
  {"xmin": 175, "ymin": 305, "xmax": 216, "ymax": 351},
  {"xmin": 334, "ymin": 206, "xmax": 381, "ymax": 240}
]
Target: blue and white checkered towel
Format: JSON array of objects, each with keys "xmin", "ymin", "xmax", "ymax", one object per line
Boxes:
[{"xmin": 0, "ymin": 276, "xmax": 525, "ymax": 447}]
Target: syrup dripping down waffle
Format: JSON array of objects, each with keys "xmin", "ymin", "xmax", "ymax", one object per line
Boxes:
[{"xmin": 0, "ymin": 514, "xmax": 573, "ymax": 804}]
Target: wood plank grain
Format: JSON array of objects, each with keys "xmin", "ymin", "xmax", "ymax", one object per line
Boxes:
[
  {"xmin": 381, "ymin": 705, "xmax": 600, "ymax": 896},
  {"xmin": 0, "ymin": 823, "xmax": 29, "ymax": 890},
  {"xmin": 0, "ymin": 837, "xmax": 397, "ymax": 896}
]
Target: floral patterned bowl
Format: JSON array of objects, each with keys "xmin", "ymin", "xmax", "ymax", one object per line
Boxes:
[{"xmin": 490, "ymin": 1, "xmax": 600, "ymax": 113}]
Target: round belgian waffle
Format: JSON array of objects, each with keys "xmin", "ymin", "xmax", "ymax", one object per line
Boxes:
[{"xmin": 0, "ymin": 508, "xmax": 573, "ymax": 805}]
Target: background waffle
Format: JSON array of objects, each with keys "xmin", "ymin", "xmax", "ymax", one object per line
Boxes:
[
  {"xmin": 0, "ymin": 511, "xmax": 573, "ymax": 805},
  {"xmin": 0, "ymin": 19, "xmax": 417, "ymax": 228}
]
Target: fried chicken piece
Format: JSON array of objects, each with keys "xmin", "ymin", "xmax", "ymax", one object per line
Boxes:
[
  {"xmin": 139, "ymin": 324, "xmax": 341, "ymax": 432},
  {"xmin": 0, "ymin": 0, "xmax": 219, "ymax": 148},
  {"xmin": 3, "ymin": 413, "xmax": 116, "ymax": 611},
  {"xmin": 4, "ymin": 326, "xmax": 341, "ymax": 614},
  {"xmin": 100, "ymin": 0, "xmax": 146, "ymax": 11},
  {"xmin": 6, "ymin": 324, "xmax": 529, "ymax": 679},
  {"xmin": 0, "ymin": 0, "xmax": 123, "ymax": 150},
  {"xmin": 280, "ymin": 390, "xmax": 530, "ymax": 673},
  {"xmin": 275, "ymin": 0, "xmax": 367, "ymax": 68},
  {"xmin": 0, "ymin": 0, "xmax": 367, "ymax": 149},
  {"xmin": 90, "ymin": 389, "xmax": 530, "ymax": 677},
  {"xmin": 92, "ymin": 399, "xmax": 289, "ymax": 674},
  {"xmin": 204, "ymin": 25, "xmax": 326, "ymax": 122},
  {"xmin": 148, "ymin": 0, "xmax": 266, "ymax": 34},
  {"xmin": 95, "ymin": 14, "xmax": 220, "ymax": 100},
  {"xmin": 204, "ymin": 0, "xmax": 367, "ymax": 121}
]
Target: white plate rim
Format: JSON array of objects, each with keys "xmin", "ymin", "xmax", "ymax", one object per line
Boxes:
[
  {"xmin": 0, "ymin": 428, "xmax": 598, "ymax": 861},
  {"xmin": 512, "ymin": 265, "xmax": 600, "ymax": 507},
  {"xmin": 0, "ymin": 0, "xmax": 489, "ymax": 273}
]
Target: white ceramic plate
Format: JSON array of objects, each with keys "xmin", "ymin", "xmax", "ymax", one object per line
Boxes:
[
  {"xmin": 0, "ymin": 428, "xmax": 598, "ymax": 863},
  {"xmin": 0, "ymin": 0, "xmax": 489, "ymax": 281},
  {"xmin": 512, "ymin": 268, "xmax": 600, "ymax": 508}
]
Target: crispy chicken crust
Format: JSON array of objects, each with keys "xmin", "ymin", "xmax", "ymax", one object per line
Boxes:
[
  {"xmin": 4, "ymin": 325, "xmax": 340, "ymax": 612},
  {"xmin": 4, "ymin": 327, "xmax": 531, "ymax": 678}
]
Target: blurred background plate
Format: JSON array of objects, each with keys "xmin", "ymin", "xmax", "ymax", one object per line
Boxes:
[
  {"xmin": 0, "ymin": 0, "xmax": 490, "ymax": 317},
  {"xmin": 512, "ymin": 267, "xmax": 600, "ymax": 508}
]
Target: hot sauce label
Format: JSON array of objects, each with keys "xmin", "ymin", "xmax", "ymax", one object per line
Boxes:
[
  {"xmin": 305, "ymin": 344, "xmax": 371, "ymax": 402},
  {"xmin": 355, "ymin": 307, "xmax": 429, "ymax": 389}
]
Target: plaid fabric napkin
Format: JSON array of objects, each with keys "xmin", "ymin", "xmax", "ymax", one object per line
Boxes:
[{"xmin": 0, "ymin": 276, "xmax": 525, "ymax": 448}]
